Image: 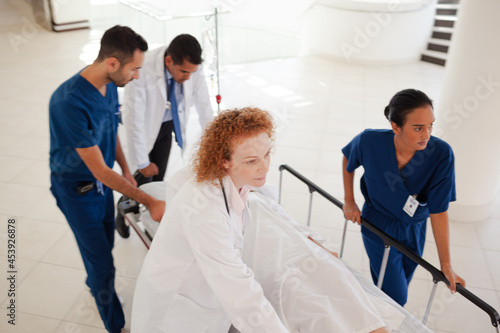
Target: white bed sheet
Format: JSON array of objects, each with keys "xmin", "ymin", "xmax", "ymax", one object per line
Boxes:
[
  {"xmin": 242, "ymin": 192, "xmax": 431, "ymax": 333},
  {"xmin": 138, "ymin": 181, "xmax": 432, "ymax": 333}
]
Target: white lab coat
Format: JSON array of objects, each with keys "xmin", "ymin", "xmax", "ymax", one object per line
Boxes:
[
  {"xmin": 121, "ymin": 45, "xmax": 214, "ymax": 171},
  {"xmin": 131, "ymin": 174, "xmax": 289, "ymax": 333}
]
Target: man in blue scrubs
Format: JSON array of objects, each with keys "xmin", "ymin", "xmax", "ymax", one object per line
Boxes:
[{"xmin": 49, "ymin": 25, "xmax": 165, "ymax": 333}]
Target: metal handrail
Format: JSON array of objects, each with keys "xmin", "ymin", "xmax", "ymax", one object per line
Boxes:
[{"xmin": 278, "ymin": 164, "xmax": 500, "ymax": 331}]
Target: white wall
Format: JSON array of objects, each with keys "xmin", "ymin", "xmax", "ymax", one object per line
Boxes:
[
  {"xmin": 301, "ymin": 0, "xmax": 436, "ymax": 64},
  {"xmin": 436, "ymin": 0, "xmax": 500, "ymax": 222}
]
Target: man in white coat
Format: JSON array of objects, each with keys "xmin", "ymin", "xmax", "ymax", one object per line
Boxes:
[{"xmin": 118, "ymin": 34, "xmax": 214, "ymax": 237}]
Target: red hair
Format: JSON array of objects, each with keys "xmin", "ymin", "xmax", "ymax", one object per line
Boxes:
[{"xmin": 192, "ymin": 107, "xmax": 274, "ymax": 184}]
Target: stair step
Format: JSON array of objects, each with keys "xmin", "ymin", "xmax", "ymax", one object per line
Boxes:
[
  {"xmin": 435, "ymin": 15, "xmax": 457, "ymax": 21},
  {"xmin": 432, "ymin": 31, "xmax": 452, "ymax": 40},
  {"xmin": 438, "ymin": 2, "xmax": 459, "ymax": 7},
  {"xmin": 434, "ymin": 15, "xmax": 456, "ymax": 28},
  {"xmin": 436, "ymin": 3, "xmax": 459, "ymax": 9},
  {"xmin": 433, "ymin": 26, "xmax": 454, "ymax": 33},
  {"xmin": 436, "ymin": 8, "xmax": 458, "ymax": 15},
  {"xmin": 436, "ymin": 3, "xmax": 459, "ymax": 15},
  {"xmin": 432, "ymin": 26, "xmax": 454, "ymax": 40},
  {"xmin": 428, "ymin": 42, "xmax": 449, "ymax": 53},
  {"xmin": 421, "ymin": 54, "xmax": 446, "ymax": 66},
  {"xmin": 429, "ymin": 38, "xmax": 451, "ymax": 46},
  {"xmin": 422, "ymin": 49, "xmax": 448, "ymax": 59},
  {"xmin": 437, "ymin": 0, "xmax": 460, "ymax": 4}
]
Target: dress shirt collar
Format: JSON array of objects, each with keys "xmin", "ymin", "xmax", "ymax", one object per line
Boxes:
[
  {"xmin": 164, "ymin": 67, "xmax": 173, "ymax": 81},
  {"xmin": 222, "ymin": 176, "xmax": 252, "ymax": 217},
  {"xmin": 164, "ymin": 69, "xmax": 183, "ymax": 95}
]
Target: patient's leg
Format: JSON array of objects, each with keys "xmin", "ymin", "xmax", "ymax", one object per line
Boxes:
[{"xmin": 372, "ymin": 327, "xmax": 389, "ymax": 333}]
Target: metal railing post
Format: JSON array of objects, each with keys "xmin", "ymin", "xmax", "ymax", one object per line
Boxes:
[
  {"xmin": 339, "ymin": 219, "xmax": 348, "ymax": 259},
  {"xmin": 278, "ymin": 169, "xmax": 283, "ymax": 204},
  {"xmin": 377, "ymin": 245, "xmax": 391, "ymax": 289},
  {"xmin": 423, "ymin": 281, "xmax": 438, "ymax": 325},
  {"xmin": 306, "ymin": 192, "xmax": 313, "ymax": 227}
]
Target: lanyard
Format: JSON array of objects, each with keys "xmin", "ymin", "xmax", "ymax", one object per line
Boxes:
[{"xmin": 221, "ymin": 184, "xmax": 230, "ymax": 216}]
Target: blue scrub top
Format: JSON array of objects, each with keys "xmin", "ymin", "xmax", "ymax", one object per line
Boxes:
[
  {"xmin": 342, "ymin": 129, "xmax": 456, "ymax": 225},
  {"xmin": 49, "ymin": 72, "xmax": 120, "ymax": 182}
]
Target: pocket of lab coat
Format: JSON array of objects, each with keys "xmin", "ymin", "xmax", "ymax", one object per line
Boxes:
[{"xmin": 160, "ymin": 293, "xmax": 223, "ymax": 333}]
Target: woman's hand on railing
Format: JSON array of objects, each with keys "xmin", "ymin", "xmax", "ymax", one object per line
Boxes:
[
  {"xmin": 343, "ymin": 200, "xmax": 361, "ymax": 225},
  {"xmin": 442, "ymin": 264, "xmax": 466, "ymax": 293}
]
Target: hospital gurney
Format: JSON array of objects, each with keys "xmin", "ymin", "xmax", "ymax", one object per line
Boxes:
[
  {"xmin": 277, "ymin": 164, "xmax": 500, "ymax": 332},
  {"xmin": 119, "ymin": 165, "xmax": 500, "ymax": 332}
]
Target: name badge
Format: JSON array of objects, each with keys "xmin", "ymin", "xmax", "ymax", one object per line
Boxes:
[{"xmin": 403, "ymin": 195, "xmax": 419, "ymax": 217}]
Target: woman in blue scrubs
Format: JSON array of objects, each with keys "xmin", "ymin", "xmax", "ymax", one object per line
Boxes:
[{"xmin": 342, "ymin": 89, "xmax": 465, "ymax": 306}]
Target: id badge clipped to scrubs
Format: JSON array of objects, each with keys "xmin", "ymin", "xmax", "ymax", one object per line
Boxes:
[{"xmin": 403, "ymin": 195, "xmax": 419, "ymax": 217}]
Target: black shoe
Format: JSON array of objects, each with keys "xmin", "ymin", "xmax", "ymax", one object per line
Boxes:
[{"xmin": 116, "ymin": 196, "xmax": 130, "ymax": 238}]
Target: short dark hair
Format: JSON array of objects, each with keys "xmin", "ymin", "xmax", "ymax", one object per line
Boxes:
[
  {"xmin": 166, "ymin": 34, "xmax": 203, "ymax": 65},
  {"xmin": 384, "ymin": 89, "xmax": 433, "ymax": 127},
  {"xmin": 96, "ymin": 25, "xmax": 148, "ymax": 65}
]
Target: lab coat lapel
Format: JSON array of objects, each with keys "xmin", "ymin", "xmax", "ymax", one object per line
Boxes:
[
  {"xmin": 222, "ymin": 177, "xmax": 245, "ymax": 250},
  {"xmin": 178, "ymin": 78, "xmax": 191, "ymax": 151},
  {"xmin": 154, "ymin": 48, "xmax": 167, "ymax": 104},
  {"xmin": 231, "ymin": 212, "xmax": 244, "ymax": 250},
  {"xmin": 182, "ymin": 78, "xmax": 192, "ymax": 123}
]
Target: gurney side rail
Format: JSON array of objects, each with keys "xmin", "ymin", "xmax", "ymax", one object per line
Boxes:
[{"xmin": 278, "ymin": 164, "xmax": 500, "ymax": 331}]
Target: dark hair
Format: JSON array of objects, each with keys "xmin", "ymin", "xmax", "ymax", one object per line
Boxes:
[
  {"xmin": 166, "ymin": 34, "xmax": 203, "ymax": 65},
  {"xmin": 384, "ymin": 89, "xmax": 433, "ymax": 127},
  {"xmin": 96, "ymin": 25, "xmax": 148, "ymax": 65}
]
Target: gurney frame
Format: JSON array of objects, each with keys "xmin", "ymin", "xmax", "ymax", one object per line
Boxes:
[
  {"xmin": 119, "ymin": 198, "xmax": 153, "ymax": 249},
  {"xmin": 278, "ymin": 164, "xmax": 500, "ymax": 332}
]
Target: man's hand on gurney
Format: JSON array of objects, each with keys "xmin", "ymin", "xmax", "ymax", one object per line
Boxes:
[
  {"xmin": 442, "ymin": 264, "xmax": 466, "ymax": 294},
  {"xmin": 343, "ymin": 200, "xmax": 361, "ymax": 225},
  {"xmin": 308, "ymin": 236, "xmax": 339, "ymax": 258},
  {"xmin": 123, "ymin": 169, "xmax": 138, "ymax": 187},
  {"xmin": 139, "ymin": 162, "xmax": 159, "ymax": 178},
  {"xmin": 146, "ymin": 198, "xmax": 165, "ymax": 222}
]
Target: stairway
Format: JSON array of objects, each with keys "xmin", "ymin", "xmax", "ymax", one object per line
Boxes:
[{"xmin": 421, "ymin": 0, "xmax": 460, "ymax": 66}]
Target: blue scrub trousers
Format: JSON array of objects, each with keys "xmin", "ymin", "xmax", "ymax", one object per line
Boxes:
[
  {"xmin": 361, "ymin": 217, "xmax": 426, "ymax": 306},
  {"xmin": 51, "ymin": 177, "xmax": 125, "ymax": 333}
]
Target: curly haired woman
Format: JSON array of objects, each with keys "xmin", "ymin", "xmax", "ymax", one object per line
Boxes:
[
  {"xmin": 131, "ymin": 107, "xmax": 393, "ymax": 333},
  {"xmin": 131, "ymin": 107, "xmax": 289, "ymax": 333}
]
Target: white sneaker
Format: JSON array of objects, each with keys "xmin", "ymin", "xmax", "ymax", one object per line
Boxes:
[{"xmin": 120, "ymin": 328, "xmax": 130, "ymax": 333}]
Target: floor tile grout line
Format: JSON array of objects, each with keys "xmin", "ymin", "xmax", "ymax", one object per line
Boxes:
[
  {"xmin": 59, "ymin": 288, "xmax": 106, "ymax": 330},
  {"xmin": 0, "ymin": 256, "xmax": 40, "ymax": 307}
]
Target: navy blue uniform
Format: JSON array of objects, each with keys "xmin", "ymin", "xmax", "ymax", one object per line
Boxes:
[
  {"xmin": 49, "ymin": 72, "xmax": 124, "ymax": 332},
  {"xmin": 342, "ymin": 129, "xmax": 456, "ymax": 306}
]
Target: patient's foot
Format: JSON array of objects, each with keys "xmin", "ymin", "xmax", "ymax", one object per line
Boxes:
[{"xmin": 371, "ymin": 326, "xmax": 389, "ymax": 333}]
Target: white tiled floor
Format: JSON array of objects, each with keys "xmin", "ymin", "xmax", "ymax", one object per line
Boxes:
[{"xmin": 1, "ymin": 1, "xmax": 499, "ymax": 333}]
